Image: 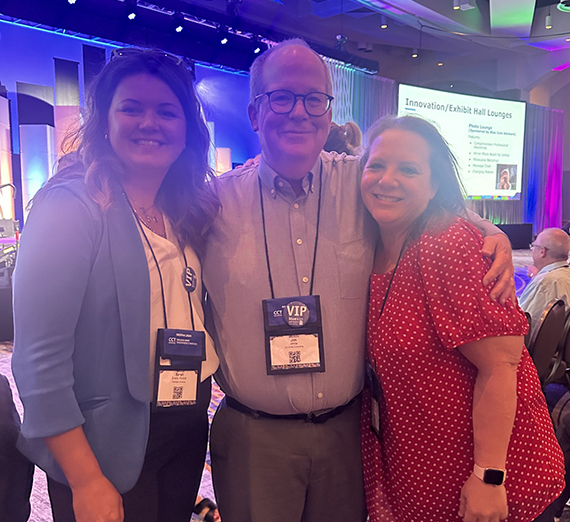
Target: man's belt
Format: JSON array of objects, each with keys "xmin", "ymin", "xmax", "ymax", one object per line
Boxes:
[{"xmin": 225, "ymin": 395, "xmax": 357, "ymax": 424}]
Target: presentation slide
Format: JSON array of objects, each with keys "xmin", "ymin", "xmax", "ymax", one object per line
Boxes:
[{"xmin": 397, "ymin": 84, "xmax": 526, "ymax": 199}]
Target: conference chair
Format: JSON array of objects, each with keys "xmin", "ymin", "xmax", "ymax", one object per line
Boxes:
[
  {"xmin": 527, "ymin": 299, "xmax": 566, "ymax": 386},
  {"xmin": 543, "ymin": 309, "xmax": 570, "ymax": 387},
  {"xmin": 523, "ymin": 312, "xmax": 532, "ymax": 349}
]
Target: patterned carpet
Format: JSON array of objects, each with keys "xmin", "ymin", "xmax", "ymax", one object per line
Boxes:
[{"xmin": 0, "ymin": 342, "xmax": 222, "ymax": 522}]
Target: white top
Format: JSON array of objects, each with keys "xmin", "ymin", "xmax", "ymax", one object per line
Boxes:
[
  {"xmin": 138, "ymin": 218, "xmax": 218, "ymax": 397},
  {"xmin": 519, "ymin": 260, "xmax": 570, "ymax": 327}
]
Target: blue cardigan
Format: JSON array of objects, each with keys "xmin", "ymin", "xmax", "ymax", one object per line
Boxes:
[{"xmin": 12, "ymin": 178, "xmax": 152, "ymax": 493}]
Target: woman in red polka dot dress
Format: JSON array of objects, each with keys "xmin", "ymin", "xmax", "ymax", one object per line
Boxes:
[{"xmin": 359, "ymin": 116, "xmax": 564, "ymax": 522}]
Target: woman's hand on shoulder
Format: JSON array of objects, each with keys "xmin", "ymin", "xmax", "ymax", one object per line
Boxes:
[
  {"xmin": 71, "ymin": 474, "xmax": 124, "ymax": 522},
  {"xmin": 481, "ymin": 233, "xmax": 515, "ymax": 304},
  {"xmin": 459, "ymin": 473, "xmax": 508, "ymax": 522}
]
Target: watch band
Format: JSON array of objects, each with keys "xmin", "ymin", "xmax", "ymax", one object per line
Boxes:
[{"xmin": 473, "ymin": 464, "xmax": 506, "ymax": 486}]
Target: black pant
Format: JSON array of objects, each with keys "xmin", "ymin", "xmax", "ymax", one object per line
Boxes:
[
  {"xmin": 0, "ymin": 374, "xmax": 34, "ymax": 522},
  {"xmin": 48, "ymin": 377, "xmax": 211, "ymax": 522}
]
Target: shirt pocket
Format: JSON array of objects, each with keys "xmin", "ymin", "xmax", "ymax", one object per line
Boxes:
[{"xmin": 334, "ymin": 238, "xmax": 370, "ymax": 299}]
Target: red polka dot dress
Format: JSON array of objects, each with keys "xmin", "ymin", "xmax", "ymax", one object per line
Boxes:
[{"xmin": 362, "ymin": 218, "xmax": 564, "ymax": 522}]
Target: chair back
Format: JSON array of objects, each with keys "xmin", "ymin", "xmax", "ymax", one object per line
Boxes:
[
  {"xmin": 543, "ymin": 308, "xmax": 570, "ymax": 386},
  {"xmin": 523, "ymin": 312, "xmax": 532, "ymax": 349},
  {"xmin": 559, "ymin": 309, "xmax": 570, "ymax": 364},
  {"xmin": 528, "ymin": 299, "xmax": 566, "ymax": 385}
]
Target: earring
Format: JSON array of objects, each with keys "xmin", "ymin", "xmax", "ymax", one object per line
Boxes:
[{"xmin": 104, "ymin": 133, "xmax": 108, "ymax": 140}]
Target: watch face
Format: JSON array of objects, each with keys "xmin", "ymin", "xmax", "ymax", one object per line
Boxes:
[{"xmin": 483, "ymin": 468, "xmax": 505, "ymax": 486}]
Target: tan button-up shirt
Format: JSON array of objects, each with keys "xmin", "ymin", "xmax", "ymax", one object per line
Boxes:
[{"xmin": 204, "ymin": 151, "xmax": 377, "ymax": 414}]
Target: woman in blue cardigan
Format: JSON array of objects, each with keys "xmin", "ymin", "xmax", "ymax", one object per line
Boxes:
[{"xmin": 12, "ymin": 49, "xmax": 219, "ymax": 522}]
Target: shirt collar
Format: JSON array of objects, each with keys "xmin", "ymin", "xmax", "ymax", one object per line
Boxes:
[
  {"xmin": 537, "ymin": 260, "xmax": 570, "ymax": 276},
  {"xmin": 258, "ymin": 155, "xmax": 322, "ymax": 197}
]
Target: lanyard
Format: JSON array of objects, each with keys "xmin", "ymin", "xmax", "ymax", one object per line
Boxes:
[
  {"xmin": 258, "ymin": 163, "xmax": 323, "ymax": 299},
  {"xmin": 377, "ymin": 237, "xmax": 409, "ymax": 320},
  {"xmin": 125, "ymin": 194, "xmax": 196, "ymax": 331},
  {"xmin": 369, "ymin": 237, "xmax": 409, "ymax": 378}
]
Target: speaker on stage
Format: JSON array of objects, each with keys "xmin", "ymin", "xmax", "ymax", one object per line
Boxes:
[{"xmin": 496, "ymin": 224, "xmax": 533, "ymax": 250}]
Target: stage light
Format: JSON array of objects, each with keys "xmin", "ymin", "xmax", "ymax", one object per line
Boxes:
[
  {"xmin": 546, "ymin": 13, "xmax": 553, "ymax": 30},
  {"xmin": 68, "ymin": 0, "xmax": 77, "ymax": 4},
  {"xmin": 335, "ymin": 34, "xmax": 348, "ymax": 52},
  {"xmin": 125, "ymin": 0, "xmax": 138, "ymax": 21},
  {"xmin": 412, "ymin": 48, "xmax": 418, "ymax": 58},
  {"xmin": 251, "ymin": 37, "xmax": 266, "ymax": 55},
  {"xmin": 226, "ymin": 0, "xmax": 243, "ymax": 17},
  {"xmin": 437, "ymin": 62, "xmax": 444, "ymax": 66},
  {"xmin": 172, "ymin": 12, "xmax": 184, "ymax": 33},
  {"xmin": 453, "ymin": 0, "xmax": 476, "ymax": 10},
  {"xmin": 381, "ymin": 15, "xmax": 388, "ymax": 29},
  {"xmin": 217, "ymin": 25, "xmax": 229, "ymax": 44},
  {"xmin": 558, "ymin": 1, "xmax": 570, "ymax": 13}
]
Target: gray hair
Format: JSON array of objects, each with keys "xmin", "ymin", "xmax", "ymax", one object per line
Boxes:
[
  {"xmin": 249, "ymin": 38, "xmax": 333, "ymax": 105},
  {"xmin": 537, "ymin": 228, "xmax": 570, "ymax": 261}
]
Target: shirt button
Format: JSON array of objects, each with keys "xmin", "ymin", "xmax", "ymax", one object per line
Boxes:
[
  {"xmin": 293, "ymin": 203, "xmax": 299, "ymax": 209},
  {"xmin": 317, "ymin": 392, "xmax": 323, "ymax": 399},
  {"xmin": 270, "ymin": 189, "xmax": 276, "ymax": 195},
  {"xmin": 278, "ymin": 181, "xmax": 284, "ymax": 187},
  {"xmin": 296, "ymin": 238, "xmax": 303, "ymax": 245},
  {"xmin": 302, "ymin": 276, "xmax": 309, "ymax": 283}
]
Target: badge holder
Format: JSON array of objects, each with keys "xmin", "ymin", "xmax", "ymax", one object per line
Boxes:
[
  {"xmin": 262, "ymin": 295, "xmax": 325, "ymax": 375},
  {"xmin": 153, "ymin": 328, "xmax": 205, "ymax": 410}
]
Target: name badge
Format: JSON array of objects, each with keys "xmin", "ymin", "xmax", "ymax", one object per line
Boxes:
[
  {"xmin": 262, "ymin": 296, "xmax": 325, "ymax": 375},
  {"xmin": 153, "ymin": 328, "xmax": 205, "ymax": 409},
  {"xmin": 366, "ymin": 362, "xmax": 382, "ymax": 441}
]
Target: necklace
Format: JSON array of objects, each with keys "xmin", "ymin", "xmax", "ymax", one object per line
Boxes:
[{"xmin": 131, "ymin": 203, "xmax": 167, "ymax": 239}]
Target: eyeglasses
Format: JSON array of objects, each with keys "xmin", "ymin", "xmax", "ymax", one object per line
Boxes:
[
  {"xmin": 111, "ymin": 47, "xmax": 186, "ymax": 67},
  {"xmin": 530, "ymin": 242, "xmax": 548, "ymax": 251},
  {"xmin": 255, "ymin": 90, "xmax": 334, "ymax": 117}
]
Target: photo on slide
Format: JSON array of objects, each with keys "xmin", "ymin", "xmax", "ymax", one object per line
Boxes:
[{"xmin": 496, "ymin": 164, "xmax": 517, "ymax": 191}]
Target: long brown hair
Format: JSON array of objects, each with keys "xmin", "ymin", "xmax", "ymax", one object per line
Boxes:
[
  {"xmin": 360, "ymin": 115, "xmax": 466, "ymax": 239},
  {"xmin": 49, "ymin": 48, "xmax": 218, "ymax": 256}
]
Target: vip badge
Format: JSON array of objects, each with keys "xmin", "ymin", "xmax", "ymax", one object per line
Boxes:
[
  {"xmin": 183, "ymin": 266, "xmax": 197, "ymax": 292},
  {"xmin": 283, "ymin": 300, "xmax": 310, "ymax": 327}
]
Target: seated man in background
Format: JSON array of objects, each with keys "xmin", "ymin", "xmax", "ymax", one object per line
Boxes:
[{"xmin": 519, "ymin": 228, "xmax": 570, "ymax": 325}]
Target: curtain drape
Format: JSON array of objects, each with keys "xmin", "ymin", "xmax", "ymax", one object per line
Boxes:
[
  {"xmin": 323, "ymin": 58, "xmax": 563, "ymax": 234},
  {"xmin": 324, "ymin": 57, "xmax": 397, "ymax": 135}
]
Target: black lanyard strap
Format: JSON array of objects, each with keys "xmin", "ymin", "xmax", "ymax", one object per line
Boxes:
[
  {"xmin": 125, "ymin": 193, "xmax": 196, "ymax": 331},
  {"xmin": 180, "ymin": 249, "xmax": 196, "ymax": 330},
  {"xmin": 258, "ymin": 163, "xmax": 324, "ymax": 299},
  {"xmin": 377, "ymin": 237, "xmax": 409, "ymax": 321}
]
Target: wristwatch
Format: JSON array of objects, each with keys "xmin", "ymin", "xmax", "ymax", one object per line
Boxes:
[{"xmin": 473, "ymin": 464, "xmax": 506, "ymax": 486}]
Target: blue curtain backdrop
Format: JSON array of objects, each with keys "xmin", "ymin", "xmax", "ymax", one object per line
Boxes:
[{"xmin": 523, "ymin": 104, "xmax": 564, "ymax": 233}]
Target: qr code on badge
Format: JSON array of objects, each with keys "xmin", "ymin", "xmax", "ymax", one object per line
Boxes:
[
  {"xmin": 173, "ymin": 386, "xmax": 183, "ymax": 400},
  {"xmin": 288, "ymin": 350, "xmax": 302, "ymax": 364}
]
